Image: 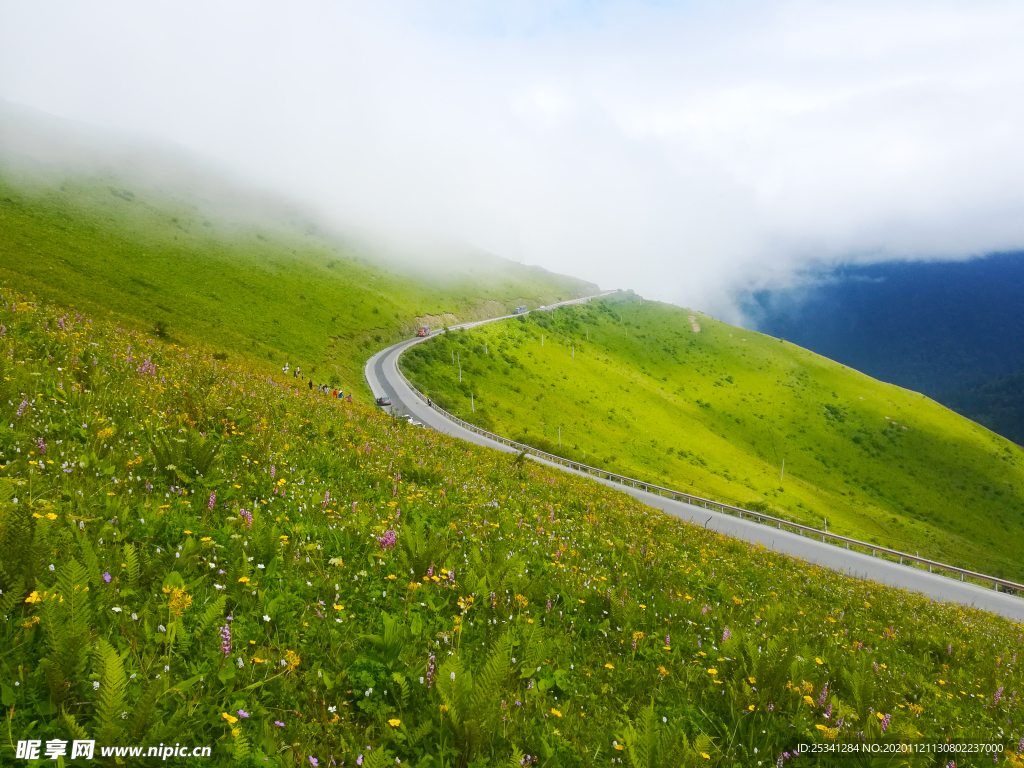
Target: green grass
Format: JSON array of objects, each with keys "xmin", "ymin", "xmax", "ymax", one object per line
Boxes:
[
  {"xmin": 0, "ymin": 164, "xmax": 594, "ymax": 398},
  {"xmin": 3, "ymin": 292, "xmax": 1024, "ymax": 767},
  {"xmin": 401, "ymin": 294, "xmax": 1024, "ymax": 582}
]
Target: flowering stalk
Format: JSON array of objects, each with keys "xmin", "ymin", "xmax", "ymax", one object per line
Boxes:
[{"xmin": 219, "ymin": 624, "xmax": 232, "ymax": 657}]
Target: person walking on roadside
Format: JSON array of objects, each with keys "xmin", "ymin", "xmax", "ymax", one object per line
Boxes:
[
  {"xmin": 283, "ymin": 362, "xmax": 289, "ymax": 375},
  {"xmin": 308, "ymin": 379, "xmax": 313, "ymax": 391}
]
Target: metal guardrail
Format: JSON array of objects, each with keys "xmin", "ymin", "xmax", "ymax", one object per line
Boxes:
[{"xmin": 391, "ymin": 318, "xmax": 1024, "ymax": 598}]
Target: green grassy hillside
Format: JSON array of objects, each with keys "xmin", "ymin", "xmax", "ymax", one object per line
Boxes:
[
  {"xmin": 0, "ymin": 164, "xmax": 594, "ymax": 397},
  {"xmin": 401, "ymin": 294, "xmax": 1024, "ymax": 581},
  {"xmin": 3, "ymin": 293, "xmax": 1023, "ymax": 767}
]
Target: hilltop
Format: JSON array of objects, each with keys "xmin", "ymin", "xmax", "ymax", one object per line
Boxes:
[
  {"xmin": 400, "ymin": 294, "xmax": 1024, "ymax": 582},
  {"xmin": 2, "ymin": 293, "xmax": 1022, "ymax": 766}
]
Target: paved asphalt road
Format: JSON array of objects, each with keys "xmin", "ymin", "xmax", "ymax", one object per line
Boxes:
[{"xmin": 364, "ymin": 301, "xmax": 1024, "ymax": 621}]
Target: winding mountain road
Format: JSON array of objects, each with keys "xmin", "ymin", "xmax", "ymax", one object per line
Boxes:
[{"xmin": 365, "ymin": 296, "xmax": 1024, "ymax": 621}]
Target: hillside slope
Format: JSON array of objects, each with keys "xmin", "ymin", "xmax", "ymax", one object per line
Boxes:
[
  {"xmin": 401, "ymin": 294, "xmax": 1024, "ymax": 581},
  {"xmin": 0, "ymin": 166, "xmax": 594, "ymax": 397},
  {"xmin": 0, "ymin": 102, "xmax": 595, "ymax": 396},
  {"xmin": 2, "ymin": 293, "xmax": 1023, "ymax": 766}
]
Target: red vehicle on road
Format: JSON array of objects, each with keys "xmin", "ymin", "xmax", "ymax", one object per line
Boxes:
[{"xmin": 416, "ymin": 325, "xmax": 431, "ymax": 337}]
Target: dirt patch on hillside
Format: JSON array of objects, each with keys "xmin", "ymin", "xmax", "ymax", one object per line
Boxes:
[{"xmin": 688, "ymin": 314, "xmax": 701, "ymax": 333}]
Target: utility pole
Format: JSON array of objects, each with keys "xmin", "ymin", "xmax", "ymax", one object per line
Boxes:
[
  {"xmin": 572, "ymin": 346, "xmax": 574, "ymax": 358},
  {"xmin": 541, "ymin": 334, "xmax": 544, "ymax": 347},
  {"xmin": 558, "ymin": 426, "xmax": 561, "ymax": 447},
  {"xmin": 458, "ymin": 351, "xmax": 462, "ymax": 383},
  {"xmin": 485, "ymin": 341, "xmax": 487, "ymax": 355},
  {"xmin": 471, "ymin": 392, "xmax": 474, "ymax": 413},
  {"xmin": 781, "ymin": 458, "xmax": 785, "ymax": 482}
]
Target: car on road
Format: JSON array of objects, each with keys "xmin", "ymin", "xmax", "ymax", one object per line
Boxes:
[{"xmin": 375, "ymin": 396, "xmax": 391, "ymax": 407}]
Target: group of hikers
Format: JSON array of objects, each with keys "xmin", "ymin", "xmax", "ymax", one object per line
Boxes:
[{"xmin": 282, "ymin": 362, "xmax": 352, "ymax": 402}]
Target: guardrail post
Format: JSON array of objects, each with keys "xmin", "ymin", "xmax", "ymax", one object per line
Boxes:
[
  {"xmin": 871, "ymin": 549, "xmax": 875, "ymax": 556},
  {"xmin": 928, "ymin": 565, "xmax": 932, "ymax": 573}
]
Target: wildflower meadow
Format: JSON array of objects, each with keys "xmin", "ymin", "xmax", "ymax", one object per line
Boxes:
[{"xmin": 1, "ymin": 292, "xmax": 1023, "ymax": 767}]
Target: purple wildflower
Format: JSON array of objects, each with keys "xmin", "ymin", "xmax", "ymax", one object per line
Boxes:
[
  {"xmin": 722, "ymin": 626, "xmax": 731, "ymax": 643},
  {"xmin": 219, "ymin": 624, "xmax": 232, "ymax": 657},
  {"xmin": 881, "ymin": 713, "xmax": 891, "ymax": 732},
  {"xmin": 310, "ymin": 758, "xmax": 319, "ymax": 767},
  {"xmin": 102, "ymin": 572, "xmax": 111, "ymax": 583},
  {"xmin": 270, "ymin": 465, "xmax": 275, "ymax": 480},
  {"xmin": 274, "ymin": 721, "xmax": 285, "ymax": 727},
  {"xmin": 208, "ymin": 492, "xmax": 216, "ymax": 511},
  {"xmin": 322, "ymin": 490, "xmax": 330, "ymax": 509},
  {"xmin": 356, "ymin": 757, "xmax": 363, "ymax": 767},
  {"xmin": 818, "ymin": 682, "xmax": 829, "ymax": 708},
  {"xmin": 547, "ymin": 599, "xmax": 552, "ymax": 612},
  {"xmin": 825, "ymin": 702, "xmax": 833, "ymax": 720},
  {"xmin": 37, "ymin": 437, "xmax": 46, "ymax": 455},
  {"xmin": 240, "ymin": 508, "xmax": 253, "ymax": 529},
  {"xmin": 426, "ymin": 653, "xmax": 436, "ymax": 688},
  {"xmin": 377, "ymin": 530, "xmax": 397, "ymax": 551},
  {"xmin": 238, "ymin": 709, "xmax": 249, "ymax": 718},
  {"xmin": 16, "ymin": 399, "xmax": 28, "ymax": 418},
  {"xmin": 665, "ymin": 635, "xmax": 671, "ymax": 647},
  {"xmin": 994, "ymin": 686, "xmax": 1004, "ymax": 707}
]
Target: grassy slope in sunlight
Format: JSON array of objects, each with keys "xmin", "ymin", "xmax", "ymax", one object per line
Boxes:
[
  {"xmin": 401, "ymin": 294, "xmax": 1024, "ymax": 581},
  {"xmin": 0, "ymin": 166, "xmax": 594, "ymax": 397},
  {"xmin": 2, "ymin": 293, "xmax": 1023, "ymax": 767}
]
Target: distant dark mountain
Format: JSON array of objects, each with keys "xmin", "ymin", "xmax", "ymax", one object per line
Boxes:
[
  {"xmin": 941, "ymin": 373, "xmax": 1024, "ymax": 447},
  {"xmin": 741, "ymin": 251, "xmax": 1024, "ymax": 444}
]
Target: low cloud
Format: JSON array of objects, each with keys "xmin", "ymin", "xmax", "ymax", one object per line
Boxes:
[{"xmin": 3, "ymin": 0, "xmax": 1024, "ymax": 320}]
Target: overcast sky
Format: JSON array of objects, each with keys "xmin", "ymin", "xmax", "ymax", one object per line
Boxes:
[{"xmin": 3, "ymin": 0, "xmax": 1024, "ymax": 319}]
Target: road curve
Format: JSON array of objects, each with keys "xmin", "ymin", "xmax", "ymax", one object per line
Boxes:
[{"xmin": 365, "ymin": 297, "xmax": 1024, "ymax": 621}]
